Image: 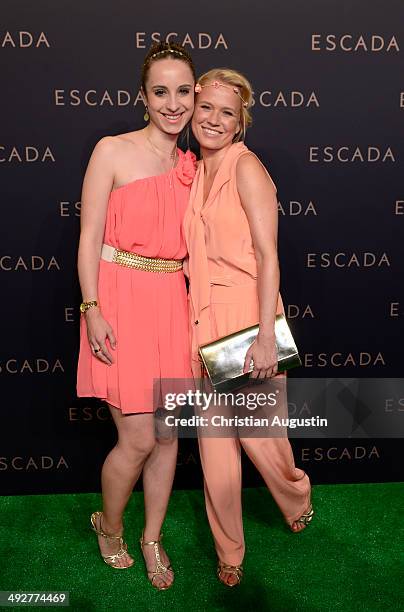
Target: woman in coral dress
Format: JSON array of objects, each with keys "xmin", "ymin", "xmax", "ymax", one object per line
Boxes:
[
  {"xmin": 184, "ymin": 69, "xmax": 313, "ymax": 587},
  {"xmin": 76, "ymin": 42, "xmax": 195, "ymax": 590}
]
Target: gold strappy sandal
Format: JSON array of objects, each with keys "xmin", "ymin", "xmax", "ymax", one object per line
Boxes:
[
  {"xmin": 217, "ymin": 562, "xmax": 244, "ymax": 587},
  {"xmin": 290, "ymin": 503, "xmax": 314, "ymax": 532},
  {"xmin": 90, "ymin": 511, "xmax": 133, "ymax": 569},
  {"xmin": 139, "ymin": 532, "xmax": 174, "ymax": 590}
]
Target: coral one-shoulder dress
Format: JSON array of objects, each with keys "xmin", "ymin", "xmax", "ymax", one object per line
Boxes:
[{"xmin": 77, "ymin": 149, "xmax": 195, "ymax": 414}]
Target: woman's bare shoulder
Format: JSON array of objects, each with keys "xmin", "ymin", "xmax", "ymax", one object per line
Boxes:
[
  {"xmin": 236, "ymin": 152, "xmax": 277, "ymax": 193},
  {"xmin": 236, "ymin": 152, "xmax": 267, "ymax": 176},
  {"xmin": 94, "ymin": 130, "xmax": 143, "ymax": 154}
]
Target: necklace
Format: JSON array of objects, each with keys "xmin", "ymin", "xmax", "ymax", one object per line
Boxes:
[
  {"xmin": 146, "ymin": 135, "xmax": 177, "ymax": 159},
  {"xmin": 146, "ymin": 135, "xmax": 178, "ymax": 188}
]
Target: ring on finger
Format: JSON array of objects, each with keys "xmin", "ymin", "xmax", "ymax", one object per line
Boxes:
[{"xmin": 93, "ymin": 347, "xmax": 101, "ymax": 353}]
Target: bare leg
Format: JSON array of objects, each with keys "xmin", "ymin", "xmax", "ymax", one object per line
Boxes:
[
  {"xmin": 95, "ymin": 405, "xmax": 156, "ymax": 568},
  {"xmin": 141, "ymin": 432, "xmax": 178, "ymax": 588}
]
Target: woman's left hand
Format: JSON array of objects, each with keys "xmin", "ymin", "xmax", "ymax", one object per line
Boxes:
[{"xmin": 243, "ymin": 334, "xmax": 278, "ymax": 379}]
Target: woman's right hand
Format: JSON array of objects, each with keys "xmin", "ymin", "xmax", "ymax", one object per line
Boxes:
[{"xmin": 84, "ymin": 308, "xmax": 116, "ymax": 365}]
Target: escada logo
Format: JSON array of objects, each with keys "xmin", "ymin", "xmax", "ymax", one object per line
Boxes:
[
  {"xmin": 385, "ymin": 397, "xmax": 404, "ymax": 411},
  {"xmin": 278, "ymin": 200, "xmax": 317, "ymax": 216},
  {"xmin": 390, "ymin": 302, "xmax": 400, "ymax": 317},
  {"xmin": 1, "ymin": 31, "xmax": 50, "ymax": 48},
  {"xmin": 136, "ymin": 31, "xmax": 228, "ymax": 49},
  {"xmin": 311, "ymin": 34, "xmax": 399, "ymax": 52},
  {"xmin": 60, "ymin": 201, "xmax": 81, "ymax": 216},
  {"xmin": 309, "ymin": 146, "xmax": 395, "ymax": 162},
  {"xmin": 69, "ymin": 405, "xmax": 111, "ymax": 421},
  {"xmin": 0, "ymin": 359, "xmax": 64, "ymax": 374},
  {"xmin": 54, "ymin": 89, "xmax": 143, "ymax": 107},
  {"xmin": 0, "ymin": 456, "xmax": 68, "ymax": 470},
  {"xmin": 303, "ymin": 352, "xmax": 385, "ymax": 367},
  {"xmin": 287, "ymin": 304, "xmax": 315, "ymax": 319},
  {"xmin": 306, "ymin": 252, "xmax": 390, "ymax": 268},
  {"xmin": 0, "ymin": 146, "xmax": 55, "ymax": 162},
  {"xmin": 288, "ymin": 401, "xmax": 312, "ymax": 417},
  {"xmin": 54, "ymin": 89, "xmax": 319, "ymax": 109},
  {"xmin": 301, "ymin": 445, "xmax": 380, "ymax": 461},
  {"xmin": 177, "ymin": 450, "xmax": 198, "ymax": 466},
  {"xmin": 0, "ymin": 256, "xmax": 60, "ymax": 271},
  {"xmin": 255, "ymin": 91, "xmax": 319, "ymax": 108},
  {"xmin": 65, "ymin": 307, "xmax": 75, "ymax": 322},
  {"xmin": 395, "ymin": 200, "xmax": 404, "ymax": 215}
]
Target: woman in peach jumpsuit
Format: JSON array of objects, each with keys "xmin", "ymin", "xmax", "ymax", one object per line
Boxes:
[{"xmin": 184, "ymin": 69, "xmax": 313, "ymax": 587}]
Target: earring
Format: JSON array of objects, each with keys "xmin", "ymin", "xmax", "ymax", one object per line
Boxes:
[{"xmin": 143, "ymin": 107, "xmax": 149, "ymax": 122}]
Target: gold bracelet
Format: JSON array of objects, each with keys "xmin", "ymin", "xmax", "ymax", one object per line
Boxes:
[{"xmin": 80, "ymin": 300, "xmax": 98, "ymax": 314}]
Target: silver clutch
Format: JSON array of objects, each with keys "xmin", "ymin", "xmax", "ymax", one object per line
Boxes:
[{"xmin": 199, "ymin": 314, "xmax": 301, "ymax": 392}]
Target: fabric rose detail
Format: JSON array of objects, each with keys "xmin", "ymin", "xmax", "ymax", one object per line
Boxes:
[{"xmin": 176, "ymin": 150, "xmax": 197, "ymax": 185}]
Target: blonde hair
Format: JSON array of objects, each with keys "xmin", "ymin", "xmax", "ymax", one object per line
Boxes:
[{"xmin": 197, "ymin": 68, "xmax": 253, "ymax": 142}]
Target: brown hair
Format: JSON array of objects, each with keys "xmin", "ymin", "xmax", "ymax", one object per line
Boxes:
[
  {"xmin": 141, "ymin": 41, "xmax": 196, "ymax": 92},
  {"xmin": 197, "ymin": 68, "xmax": 253, "ymax": 141}
]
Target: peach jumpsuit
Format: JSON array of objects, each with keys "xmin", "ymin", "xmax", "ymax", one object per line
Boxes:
[{"xmin": 183, "ymin": 142, "xmax": 311, "ymax": 565}]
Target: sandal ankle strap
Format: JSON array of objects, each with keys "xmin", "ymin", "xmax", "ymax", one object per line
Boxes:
[
  {"xmin": 218, "ymin": 562, "xmax": 244, "ymax": 574},
  {"xmin": 217, "ymin": 562, "xmax": 244, "ymax": 585},
  {"xmin": 90, "ymin": 511, "xmax": 123, "ymax": 541},
  {"xmin": 140, "ymin": 532, "xmax": 163, "ymax": 547}
]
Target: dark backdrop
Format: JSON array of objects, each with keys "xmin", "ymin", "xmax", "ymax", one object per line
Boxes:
[{"xmin": 1, "ymin": 0, "xmax": 403, "ymax": 494}]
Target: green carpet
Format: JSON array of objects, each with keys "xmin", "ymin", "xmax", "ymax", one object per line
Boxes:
[{"xmin": 1, "ymin": 483, "xmax": 403, "ymax": 611}]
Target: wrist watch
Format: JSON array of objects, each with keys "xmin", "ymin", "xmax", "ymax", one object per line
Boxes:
[{"xmin": 80, "ymin": 300, "xmax": 98, "ymax": 314}]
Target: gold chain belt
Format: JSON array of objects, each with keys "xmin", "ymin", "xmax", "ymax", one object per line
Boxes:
[{"xmin": 101, "ymin": 243, "xmax": 183, "ymax": 273}]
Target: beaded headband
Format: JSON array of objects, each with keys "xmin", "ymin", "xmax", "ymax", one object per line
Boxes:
[
  {"xmin": 150, "ymin": 48, "xmax": 186, "ymax": 60},
  {"xmin": 194, "ymin": 80, "xmax": 248, "ymax": 108}
]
